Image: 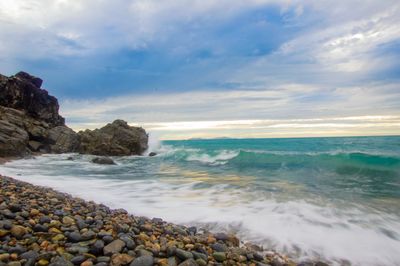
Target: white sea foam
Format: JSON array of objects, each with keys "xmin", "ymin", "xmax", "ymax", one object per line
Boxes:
[
  {"xmin": 1, "ymin": 155, "xmax": 400, "ymax": 266},
  {"xmin": 144, "ymin": 132, "xmax": 162, "ymax": 155},
  {"xmin": 186, "ymin": 150, "xmax": 239, "ymax": 165}
]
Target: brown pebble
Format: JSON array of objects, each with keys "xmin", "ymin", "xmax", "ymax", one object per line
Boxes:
[
  {"xmin": 81, "ymin": 261, "xmax": 93, "ymax": 266},
  {"xmin": 30, "ymin": 209, "xmax": 40, "ymax": 216}
]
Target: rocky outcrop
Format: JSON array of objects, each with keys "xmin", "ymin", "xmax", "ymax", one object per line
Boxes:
[
  {"xmin": 0, "ymin": 107, "xmax": 30, "ymax": 157},
  {"xmin": 79, "ymin": 120, "xmax": 148, "ymax": 156},
  {"xmin": 47, "ymin": 126, "xmax": 80, "ymax": 154},
  {"xmin": 0, "ymin": 71, "xmax": 78, "ymax": 157},
  {"xmin": 0, "ymin": 106, "xmax": 78, "ymax": 156},
  {"xmin": 92, "ymin": 157, "xmax": 116, "ymax": 165},
  {"xmin": 0, "ymin": 71, "xmax": 149, "ymax": 157},
  {"xmin": 0, "ymin": 72, "xmax": 64, "ymax": 126}
]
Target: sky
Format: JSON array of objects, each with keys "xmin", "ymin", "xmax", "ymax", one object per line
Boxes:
[{"xmin": 1, "ymin": 0, "xmax": 400, "ymax": 139}]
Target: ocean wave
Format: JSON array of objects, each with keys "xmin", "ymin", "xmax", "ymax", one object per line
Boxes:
[
  {"xmin": 0, "ymin": 165, "xmax": 399, "ymax": 266},
  {"xmin": 159, "ymin": 146, "xmax": 400, "ymax": 171},
  {"xmin": 186, "ymin": 150, "xmax": 239, "ymax": 165}
]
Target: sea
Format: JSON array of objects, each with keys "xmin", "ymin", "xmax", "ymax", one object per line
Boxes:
[{"xmin": 1, "ymin": 136, "xmax": 399, "ymax": 266}]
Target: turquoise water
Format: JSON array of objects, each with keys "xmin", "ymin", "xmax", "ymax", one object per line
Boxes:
[
  {"xmin": 165, "ymin": 136, "xmax": 400, "ymax": 205},
  {"xmin": 1, "ymin": 136, "xmax": 399, "ymax": 265}
]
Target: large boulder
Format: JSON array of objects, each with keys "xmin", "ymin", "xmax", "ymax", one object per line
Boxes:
[
  {"xmin": 0, "ymin": 71, "xmax": 64, "ymax": 126},
  {"xmin": 48, "ymin": 126, "xmax": 80, "ymax": 153},
  {"xmin": 79, "ymin": 120, "xmax": 148, "ymax": 156}
]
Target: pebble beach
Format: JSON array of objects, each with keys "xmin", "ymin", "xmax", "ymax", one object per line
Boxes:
[{"xmin": 0, "ymin": 175, "xmax": 317, "ymax": 266}]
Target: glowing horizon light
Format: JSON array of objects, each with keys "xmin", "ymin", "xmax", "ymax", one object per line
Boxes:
[{"xmin": 66, "ymin": 115, "xmax": 400, "ymax": 140}]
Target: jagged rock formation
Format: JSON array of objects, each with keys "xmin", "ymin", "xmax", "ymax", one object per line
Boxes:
[
  {"xmin": 0, "ymin": 72, "xmax": 76, "ymax": 156},
  {"xmin": 0, "ymin": 71, "xmax": 148, "ymax": 157},
  {"xmin": 79, "ymin": 120, "xmax": 148, "ymax": 156},
  {"xmin": 0, "ymin": 72, "xmax": 64, "ymax": 126}
]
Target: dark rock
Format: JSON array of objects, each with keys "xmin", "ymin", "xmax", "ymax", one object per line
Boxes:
[
  {"xmin": 130, "ymin": 255, "xmax": 154, "ymax": 266},
  {"xmin": 24, "ymin": 258, "xmax": 36, "ymax": 266},
  {"xmin": 39, "ymin": 216, "xmax": 51, "ymax": 224},
  {"xmin": 9, "ymin": 204, "xmax": 22, "ymax": 212},
  {"xmin": 148, "ymin": 152, "xmax": 157, "ymax": 157},
  {"xmin": 102, "ymin": 235, "xmax": 114, "ymax": 244},
  {"xmin": 65, "ymin": 245, "xmax": 89, "ymax": 254},
  {"xmin": 214, "ymin": 233, "xmax": 229, "ymax": 241},
  {"xmin": 81, "ymin": 230, "xmax": 96, "ymax": 241},
  {"xmin": 178, "ymin": 259, "xmax": 197, "ymax": 266},
  {"xmin": 192, "ymin": 251, "xmax": 207, "ymax": 261},
  {"xmin": 90, "ymin": 240, "xmax": 104, "ymax": 255},
  {"xmin": 120, "ymin": 235, "xmax": 135, "ymax": 250},
  {"xmin": 9, "ymin": 246, "xmax": 26, "ymax": 254},
  {"xmin": 212, "ymin": 252, "xmax": 226, "ymax": 262},
  {"xmin": 49, "ymin": 256, "xmax": 74, "ymax": 266},
  {"xmin": 20, "ymin": 250, "xmax": 38, "ymax": 261},
  {"xmin": 14, "ymin": 71, "xmax": 43, "ymax": 88},
  {"xmin": 211, "ymin": 243, "xmax": 228, "ymax": 252},
  {"xmin": 71, "ymin": 255, "xmax": 86, "ymax": 265},
  {"xmin": 67, "ymin": 232, "xmax": 82, "ymax": 243},
  {"xmin": 151, "ymin": 217, "xmax": 163, "ymax": 223},
  {"xmin": 103, "ymin": 239, "xmax": 125, "ymax": 256},
  {"xmin": 33, "ymin": 224, "xmax": 48, "ymax": 232},
  {"xmin": 0, "ymin": 72, "xmax": 64, "ymax": 126},
  {"xmin": 76, "ymin": 218, "xmax": 87, "ymax": 230},
  {"xmin": 254, "ymin": 252, "xmax": 264, "ymax": 261},
  {"xmin": 92, "ymin": 157, "xmax": 116, "ymax": 165},
  {"xmin": 188, "ymin": 226, "xmax": 197, "ymax": 236},
  {"xmin": 0, "ymin": 72, "xmax": 149, "ymax": 158},
  {"xmin": 137, "ymin": 249, "xmax": 153, "ymax": 257},
  {"xmin": 315, "ymin": 262, "xmax": 330, "ymax": 266},
  {"xmin": 2, "ymin": 210, "xmax": 15, "ymax": 219},
  {"xmin": 175, "ymin": 248, "xmax": 193, "ymax": 260},
  {"xmin": 79, "ymin": 120, "xmax": 148, "ymax": 156}
]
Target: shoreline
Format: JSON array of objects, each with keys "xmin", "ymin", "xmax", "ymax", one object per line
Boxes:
[{"xmin": 0, "ymin": 174, "xmax": 315, "ymax": 266}]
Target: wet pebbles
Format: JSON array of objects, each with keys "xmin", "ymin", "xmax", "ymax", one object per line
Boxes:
[{"xmin": 0, "ymin": 175, "xmax": 328, "ymax": 266}]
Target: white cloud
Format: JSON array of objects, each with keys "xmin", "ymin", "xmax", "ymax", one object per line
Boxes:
[
  {"xmin": 60, "ymin": 82, "xmax": 400, "ymax": 138},
  {"xmin": 277, "ymin": 2, "xmax": 400, "ymax": 73},
  {"xmin": 1, "ymin": 0, "xmax": 400, "ymax": 139},
  {"xmin": 0, "ymin": 0, "xmax": 290, "ymax": 58}
]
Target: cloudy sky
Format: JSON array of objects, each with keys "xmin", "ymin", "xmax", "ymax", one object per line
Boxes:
[{"xmin": 1, "ymin": 0, "xmax": 399, "ymax": 139}]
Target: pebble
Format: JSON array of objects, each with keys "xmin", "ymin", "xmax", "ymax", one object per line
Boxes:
[
  {"xmin": 103, "ymin": 239, "xmax": 125, "ymax": 256},
  {"xmin": 71, "ymin": 255, "xmax": 87, "ymax": 265},
  {"xmin": 110, "ymin": 253, "xmax": 134, "ymax": 265},
  {"xmin": 62, "ymin": 216, "xmax": 75, "ymax": 225},
  {"xmin": 175, "ymin": 248, "xmax": 193, "ymax": 260},
  {"xmin": 0, "ymin": 254, "xmax": 10, "ymax": 261},
  {"xmin": 81, "ymin": 261, "xmax": 93, "ymax": 266},
  {"xmin": 213, "ymin": 252, "xmax": 226, "ymax": 262},
  {"xmin": 90, "ymin": 240, "xmax": 104, "ymax": 255},
  {"xmin": 178, "ymin": 259, "xmax": 197, "ymax": 266},
  {"xmin": 0, "ymin": 175, "xmax": 298, "ymax": 266},
  {"xmin": 211, "ymin": 242, "xmax": 228, "ymax": 252},
  {"xmin": 130, "ymin": 255, "xmax": 154, "ymax": 266},
  {"xmin": 68, "ymin": 232, "xmax": 82, "ymax": 242},
  {"xmin": 10, "ymin": 225, "xmax": 27, "ymax": 239}
]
